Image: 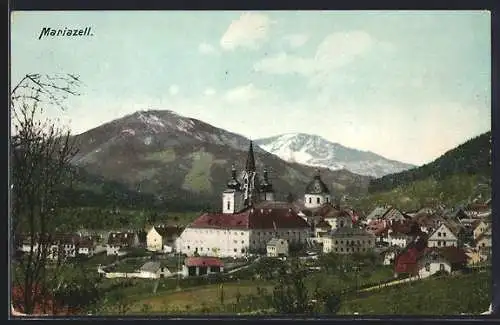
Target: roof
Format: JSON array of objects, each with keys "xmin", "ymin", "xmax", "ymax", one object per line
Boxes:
[
  {"xmin": 185, "ymin": 256, "xmax": 224, "ymax": 267},
  {"xmin": 305, "ymin": 170, "xmax": 330, "ymax": 194},
  {"xmin": 267, "ymin": 238, "xmax": 288, "ymax": 246},
  {"xmin": 189, "ymin": 202, "xmax": 309, "ymax": 230},
  {"xmin": 78, "ymin": 237, "xmax": 95, "ymax": 248},
  {"xmin": 464, "ymin": 203, "xmax": 490, "ymax": 212},
  {"xmin": 366, "ymin": 206, "xmax": 390, "ymax": 220},
  {"xmin": 107, "ymin": 232, "xmax": 137, "ymax": 246},
  {"xmin": 418, "ymin": 247, "xmax": 468, "ymax": 265},
  {"xmin": 245, "ymin": 141, "xmax": 256, "ymax": 172},
  {"xmin": 140, "ymin": 261, "xmax": 161, "ymax": 273}
]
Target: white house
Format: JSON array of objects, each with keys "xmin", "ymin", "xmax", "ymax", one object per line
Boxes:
[
  {"xmin": 138, "ymin": 261, "xmax": 172, "ymax": 279},
  {"xmin": 416, "ymin": 247, "xmax": 467, "ymax": 278},
  {"xmin": 106, "ymin": 231, "xmax": 139, "ymax": 256},
  {"xmin": 146, "ymin": 225, "xmax": 184, "ymax": 252},
  {"xmin": 427, "ymin": 223, "xmax": 458, "ymax": 248},
  {"xmin": 77, "ymin": 237, "xmax": 96, "ymax": 257},
  {"xmin": 381, "ymin": 246, "xmax": 401, "ymax": 266},
  {"xmin": 266, "ymin": 238, "xmax": 289, "ymax": 257},
  {"xmin": 322, "ymin": 227, "xmax": 376, "ymax": 254}
]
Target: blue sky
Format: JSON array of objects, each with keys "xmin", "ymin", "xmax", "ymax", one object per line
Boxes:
[{"xmin": 11, "ymin": 11, "xmax": 490, "ymax": 165}]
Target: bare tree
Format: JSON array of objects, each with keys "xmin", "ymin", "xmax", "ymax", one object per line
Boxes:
[{"xmin": 10, "ymin": 73, "xmax": 81, "ymax": 315}]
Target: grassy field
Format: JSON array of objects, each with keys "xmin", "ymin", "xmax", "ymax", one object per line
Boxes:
[
  {"xmin": 338, "ymin": 270, "xmax": 492, "ymax": 315},
  {"xmin": 128, "ymin": 280, "xmax": 274, "ymax": 314}
]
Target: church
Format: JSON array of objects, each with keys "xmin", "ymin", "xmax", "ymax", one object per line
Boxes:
[{"xmin": 176, "ymin": 141, "xmax": 338, "ymax": 258}]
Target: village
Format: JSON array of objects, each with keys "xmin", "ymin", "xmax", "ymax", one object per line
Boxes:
[{"xmin": 15, "ymin": 142, "xmax": 492, "ymax": 294}]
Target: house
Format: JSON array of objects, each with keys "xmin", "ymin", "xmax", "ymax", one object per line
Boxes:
[
  {"xmin": 462, "ymin": 203, "xmax": 491, "ymax": 219},
  {"xmin": 385, "ymin": 221, "xmax": 421, "ymax": 248},
  {"xmin": 311, "ymin": 219, "xmax": 331, "ymax": 244},
  {"xmin": 266, "ymin": 238, "xmax": 289, "ymax": 257},
  {"xmin": 138, "ymin": 261, "xmax": 171, "ymax": 279},
  {"xmin": 473, "ymin": 220, "xmax": 491, "ymax": 241},
  {"xmin": 427, "ymin": 223, "xmax": 459, "ymax": 248},
  {"xmin": 146, "ymin": 225, "xmax": 184, "ymax": 252},
  {"xmin": 106, "ymin": 231, "xmax": 139, "ymax": 256},
  {"xmin": 416, "ymin": 247, "xmax": 468, "ymax": 279},
  {"xmin": 182, "ymin": 256, "xmax": 224, "ymax": 277},
  {"xmin": 464, "ymin": 248, "xmax": 485, "ymax": 266},
  {"xmin": 366, "ymin": 206, "xmax": 406, "ymax": 224},
  {"xmin": 304, "ymin": 203, "xmax": 353, "ymax": 230},
  {"xmin": 474, "ymin": 225, "xmax": 492, "ymax": 257},
  {"xmin": 77, "ymin": 237, "xmax": 96, "ymax": 257},
  {"xmin": 322, "ymin": 227, "xmax": 376, "ymax": 254}
]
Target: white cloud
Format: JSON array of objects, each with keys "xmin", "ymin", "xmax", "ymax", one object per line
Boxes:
[
  {"xmin": 169, "ymin": 85, "xmax": 179, "ymax": 96},
  {"xmin": 204, "ymin": 88, "xmax": 216, "ymax": 96},
  {"xmin": 254, "ymin": 31, "xmax": 377, "ymax": 81},
  {"xmin": 284, "ymin": 33, "xmax": 309, "ymax": 48},
  {"xmin": 224, "ymin": 83, "xmax": 265, "ymax": 103},
  {"xmin": 220, "ymin": 12, "xmax": 273, "ymax": 51},
  {"xmin": 198, "ymin": 42, "xmax": 218, "ymax": 55}
]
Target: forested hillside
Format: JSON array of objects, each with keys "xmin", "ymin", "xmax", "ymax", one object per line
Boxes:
[{"xmin": 368, "ymin": 131, "xmax": 491, "ymax": 193}]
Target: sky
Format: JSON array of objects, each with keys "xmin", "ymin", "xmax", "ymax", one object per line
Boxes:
[{"xmin": 10, "ymin": 11, "xmax": 491, "ymax": 166}]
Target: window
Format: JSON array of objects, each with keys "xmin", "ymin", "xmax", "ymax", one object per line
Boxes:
[
  {"xmin": 227, "ymin": 201, "xmax": 230, "ymax": 210},
  {"xmin": 241, "ymin": 248, "xmax": 245, "ymax": 253},
  {"xmin": 425, "ymin": 263, "xmax": 430, "ymax": 272},
  {"xmin": 340, "ymin": 248, "xmax": 344, "ymax": 252},
  {"xmin": 317, "ymin": 197, "xmax": 320, "ymax": 204},
  {"xmin": 438, "ymin": 241, "xmax": 441, "ymax": 247},
  {"xmin": 335, "ymin": 240, "xmax": 338, "ymax": 245},
  {"xmin": 368, "ymin": 241, "xmax": 371, "ymax": 245},
  {"xmin": 258, "ymin": 232, "xmax": 261, "ymax": 235},
  {"xmin": 234, "ymin": 248, "xmax": 237, "ymax": 252},
  {"xmin": 437, "ymin": 232, "xmax": 441, "ymax": 237},
  {"xmin": 241, "ymin": 241, "xmax": 244, "ymax": 244},
  {"xmin": 443, "ymin": 233, "xmax": 446, "ymax": 237},
  {"xmin": 326, "ymin": 197, "xmax": 329, "ymax": 203},
  {"xmin": 335, "ymin": 248, "xmax": 338, "ymax": 252},
  {"xmin": 187, "ymin": 246, "xmax": 190, "ymax": 249},
  {"xmin": 241, "ymin": 232, "xmax": 244, "ymax": 235},
  {"xmin": 439, "ymin": 263, "xmax": 445, "ymax": 271},
  {"xmin": 340, "ymin": 240, "xmax": 344, "ymax": 244}
]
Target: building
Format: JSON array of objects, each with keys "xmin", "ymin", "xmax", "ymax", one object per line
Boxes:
[
  {"xmin": 266, "ymin": 238, "xmax": 289, "ymax": 257},
  {"xmin": 473, "ymin": 221, "xmax": 491, "ymax": 241},
  {"xmin": 416, "ymin": 247, "xmax": 468, "ymax": 278},
  {"xmin": 138, "ymin": 261, "xmax": 172, "ymax": 279},
  {"xmin": 427, "ymin": 223, "xmax": 459, "ymax": 248},
  {"xmin": 77, "ymin": 237, "xmax": 96, "ymax": 257},
  {"xmin": 106, "ymin": 231, "xmax": 139, "ymax": 256},
  {"xmin": 182, "ymin": 256, "xmax": 224, "ymax": 277},
  {"xmin": 146, "ymin": 225, "xmax": 184, "ymax": 252},
  {"xmin": 366, "ymin": 206, "xmax": 406, "ymax": 224},
  {"xmin": 309, "ymin": 204, "xmax": 353, "ymax": 230},
  {"xmin": 394, "ymin": 234, "xmax": 428, "ymax": 277},
  {"xmin": 380, "ymin": 246, "xmax": 401, "ymax": 266},
  {"xmin": 177, "ymin": 142, "xmax": 310, "ymax": 258},
  {"xmin": 322, "ymin": 227, "xmax": 376, "ymax": 254},
  {"xmin": 179, "ymin": 202, "xmax": 310, "ymax": 257}
]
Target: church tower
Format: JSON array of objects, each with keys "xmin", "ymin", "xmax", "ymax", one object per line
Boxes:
[
  {"xmin": 242, "ymin": 141, "xmax": 260, "ymax": 208},
  {"xmin": 304, "ymin": 169, "xmax": 332, "ymax": 209},
  {"xmin": 222, "ymin": 165, "xmax": 244, "ymax": 214},
  {"xmin": 260, "ymin": 168, "xmax": 274, "ymax": 201}
]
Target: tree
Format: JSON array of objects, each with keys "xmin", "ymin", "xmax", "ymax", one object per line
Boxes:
[
  {"xmin": 10, "ymin": 73, "xmax": 81, "ymax": 314},
  {"xmin": 272, "ymin": 258, "xmax": 313, "ymax": 314}
]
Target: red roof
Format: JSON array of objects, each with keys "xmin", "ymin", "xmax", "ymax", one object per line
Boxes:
[
  {"xmin": 185, "ymin": 257, "xmax": 224, "ymax": 267},
  {"xmin": 190, "ymin": 203, "xmax": 309, "ymax": 230},
  {"xmin": 394, "ymin": 234, "xmax": 429, "ymax": 274}
]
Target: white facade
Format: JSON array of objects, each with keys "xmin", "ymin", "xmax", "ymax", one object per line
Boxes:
[
  {"xmin": 304, "ymin": 194, "xmax": 331, "ymax": 209},
  {"xmin": 427, "ymin": 224, "xmax": 458, "ymax": 248},
  {"xmin": 266, "ymin": 238, "xmax": 289, "ymax": 257},
  {"xmin": 178, "ymin": 227, "xmax": 309, "ymax": 258},
  {"xmin": 261, "ymin": 192, "xmax": 275, "ymax": 202},
  {"xmin": 146, "ymin": 227, "xmax": 163, "ymax": 252},
  {"xmin": 106, "ymin": 245, "xmax": 127, "ymax": 256},
  {"xmin": 383, "ymin": 250, "xmax": 398, "ymax": 266},
  {"xmin": 387, "ymin": 232, "xmax": 411, "ymax": 248},
  {"xmin": 222, "ymin": 190, "xmax": 244, "ymax": 214},
  {"xmin": 473, "ymin": 221, "xmax": 490, "ymax": 240},
  {"xmin": 417, "ymin": 257, "xmax": 451, "ymax": 279},
  {"xmin": 322, "ymin": 237, "xmax": 334, "ymax": 254}
]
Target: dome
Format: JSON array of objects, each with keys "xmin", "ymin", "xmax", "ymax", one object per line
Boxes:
[{"xmin": 305, "ymin": 170, "xmax": 330, "ymax": 194}]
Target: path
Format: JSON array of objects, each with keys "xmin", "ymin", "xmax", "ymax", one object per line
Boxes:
[{"xmin": 227, "ymin": 257, "xmax": 262, "ymax": 274}]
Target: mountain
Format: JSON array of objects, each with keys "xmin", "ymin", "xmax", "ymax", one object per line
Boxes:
[
  {"xmin": 368, "ymin": 131, "xmax": 491, "ymax": 193},
  {"xmin": 70, "ymin": 110, "xmax": 372, "ymax": 211},
  {"xmin": 255, "ymin": 133, "xmax": 414, "ymax": 178}
]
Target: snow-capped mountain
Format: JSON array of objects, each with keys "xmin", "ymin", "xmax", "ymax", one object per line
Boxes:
[
  {"xmin": 255, "ymin": 133, "xmax": 415, "ymax": 178},
  {"xmin": 69, "ymin": 110, "xmax": 372, "ymax": 211}
]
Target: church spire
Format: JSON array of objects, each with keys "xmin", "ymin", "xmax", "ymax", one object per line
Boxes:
[{"xmin": 245, "ymin": 141, "xmax": 256, "ymax": 172}]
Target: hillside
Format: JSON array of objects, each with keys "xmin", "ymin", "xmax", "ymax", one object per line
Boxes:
[
  {"xmin": 368, "ymin": 131, "xmax": 491, "ymax": 193},
  {"xmin": 68, "ymin": 110, "xmax": 372, "ymax": 211},
  {"xmin": 339, "ymin": 270, "xmax": 491, "ymax": 315},
  {"xmin": 256, "ymin": 133, "xmax": 414, "ymax": 178}
]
